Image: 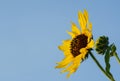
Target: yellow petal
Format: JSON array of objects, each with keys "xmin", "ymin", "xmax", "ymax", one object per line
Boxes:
[
  {"xmin": 58, "ymin": 39, "xmax": 72, "ymax": 56},
  {"xmin": 67, "ymin": 31, "xmax": 76, "ymax": 38},
  {"xmin": 88, "ymin": 22, "xmax": 92, "ymax": 31},
  {"xmin": 62, "ymin": 39, "xmax": 71, "ymax": 45},
  {"xmin": 83, "ymin": 30, "xmax": 92, "ymax": 41},
  {"xmin": 58, "ymin": 45, "xmax": 65, "ymax": 51},
  {"xmin": 78, "ymin": 11, "xmax": 84, "ymax": 30},
  {"xmin": 58, "ymin": 40, "xmax": 71, "ymax": 51},
  {"xmin": 87, "ymin": 39, "xmax": 94, "ymax": 48},
  {"xmin": 74, "ymin": 54, "xmax": 82, "ymax": 61},
  {"xmin": 66, "ymin": 61, "xmax": 80, "ymax": 78},
  {"xmin": 61, "ymin": 63, "xmax": 76, "ymax": 74},
  {"xmin": 56, "ymin": 55, "xmax": 73, "ymax": 68},
  {"xmin": 78, "ymin": 11, "xmax": 87, "ymax": 31},
  {"xmin": 67, "ymin": 69, "xmax": 75, "ymax": 78},
  {"xmin": 83, "ymin": 9, "xmax": 88, "ymax": 23},
  {"xmin": 62, "ymin": 56, "xmax": 81, "ymax": 73},
  {"xmin": 63, "ymin": 50, "xmax": 72, "ymax": 56},
  {"xmin": 71, "ymin": 22, "xmax": 80, "ymax": 35},
  {"xmin": 79, "ymin": 48, "xmax": 88, "ymax": 59}
]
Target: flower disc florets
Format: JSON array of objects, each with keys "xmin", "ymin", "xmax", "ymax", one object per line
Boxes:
[{"xmin": 70, "ymin": 34, "xmax": 88, "ymax": 57}]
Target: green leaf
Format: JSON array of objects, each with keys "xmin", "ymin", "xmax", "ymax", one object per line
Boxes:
[
  {"xmin": 104, "ymin": 47, "xmax": 114, "ymax": 78},
  {"xmin": 114, "ymin": 52, "xmax": 120, "ymax": 64}
]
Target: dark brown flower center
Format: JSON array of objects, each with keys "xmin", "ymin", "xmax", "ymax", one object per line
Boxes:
[{"xmin": 70, "ymin": 34, "xmax": 88, "ymax": 57}]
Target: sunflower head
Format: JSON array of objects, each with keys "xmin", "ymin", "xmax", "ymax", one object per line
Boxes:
[
  {"xmin": 55, "ymin": 9, "xmax": 94, "ymax": 78},
  {"xmin": 95, "ymin": 36, "xmax": 109, "ymax": 55}
]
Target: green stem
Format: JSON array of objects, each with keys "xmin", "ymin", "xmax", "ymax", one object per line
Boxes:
[
  {"xmin": 114, "ymin": 52, "xmax": 120, "ymax": 64},
  {"xmin": 89, "ymin": 52, "xmax": 115, "ymax": 81}
]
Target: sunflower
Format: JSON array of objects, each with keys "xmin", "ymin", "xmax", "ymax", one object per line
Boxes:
[{"xmin": 55, "ymin": 10, "xmax": 94, "ymax": 78}]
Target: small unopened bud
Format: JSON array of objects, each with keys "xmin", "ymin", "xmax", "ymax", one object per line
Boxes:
[{"xmin": 95, "ymin": 36, "xmax": 109, "ymax": 54}]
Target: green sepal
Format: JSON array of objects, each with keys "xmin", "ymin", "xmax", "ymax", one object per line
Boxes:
[
  {"xmin": 109, "ymin": 44, "xmax": 120, "ymax": 64},
  {"xmin": 110, "ymin": 43, "xmax": 116, "ymax": 56}
]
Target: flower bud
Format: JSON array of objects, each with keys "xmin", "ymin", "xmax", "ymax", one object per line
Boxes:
[{"xmin": 95, "ymin": 36, "xmax": 109, "ymax": 54}]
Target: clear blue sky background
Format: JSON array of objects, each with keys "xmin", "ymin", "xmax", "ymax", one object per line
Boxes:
[{"xmin": 0, "ymin": 0, "xmax": 120, "ymax": 81}]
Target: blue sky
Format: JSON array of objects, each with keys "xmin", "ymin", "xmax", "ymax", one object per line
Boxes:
[{"xmin": 0, "ymin": 0, "xmax": 120, "ymax": 81}]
